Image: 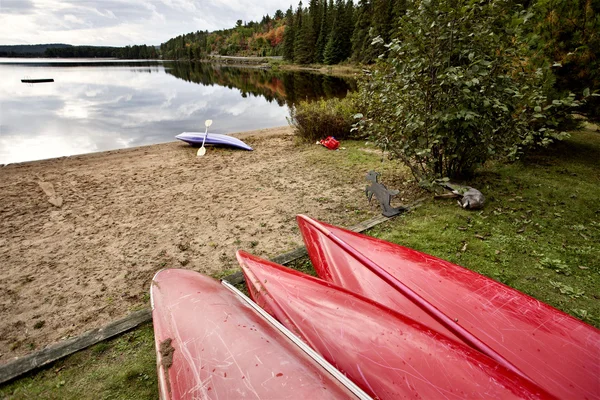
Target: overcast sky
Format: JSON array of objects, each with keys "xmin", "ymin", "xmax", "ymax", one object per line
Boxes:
[{"xmin": 0, "ymin": 0, "xmax": 296, "ymax": 47}]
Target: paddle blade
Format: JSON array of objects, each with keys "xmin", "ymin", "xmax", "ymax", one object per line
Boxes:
[{"xmin": 196, "ymin": 146, "xmax": 206, "ymax": 156}]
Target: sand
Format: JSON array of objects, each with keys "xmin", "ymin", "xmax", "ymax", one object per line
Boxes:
[{"xmin": 0, "ymin": 126, "xmax": 380, "ymax": 363}]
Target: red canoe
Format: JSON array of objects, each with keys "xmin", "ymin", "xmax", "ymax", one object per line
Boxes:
[
  {"xmin": 237, "ymin": 250, "xmax": 553, "ymax": 400},
  {"xmin": 297, "ymin": 215, "xmax": 600, "ymax": 400},
  {"xmin": 151, "ymin": 269, "xmax": 368, "ymax": 399}
]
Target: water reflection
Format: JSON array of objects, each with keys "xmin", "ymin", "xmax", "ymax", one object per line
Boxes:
[
  {"xmin": 0, "ymin": 59, "xmax": 355, "ymax": 164},
  {"xmin": 165, "ymin": 62, "xmax": 356, "ymax": 108}
]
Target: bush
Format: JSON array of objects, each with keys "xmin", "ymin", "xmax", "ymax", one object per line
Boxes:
[
  {"xmin": 289, "ymin": 92, "xmax": 360, "ymax": 142},
  {"xmin": 355, "ymin": 0, "xmax": 582, "ymax": 183}
]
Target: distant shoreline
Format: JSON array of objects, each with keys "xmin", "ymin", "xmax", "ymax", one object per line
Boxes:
[{"xmin": 0, "ymin": 55, "xmax": 363, "ymax": 76}]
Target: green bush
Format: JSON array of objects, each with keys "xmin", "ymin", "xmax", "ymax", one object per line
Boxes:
[
  {"xmin": 355, "ymin": 0, "xmax": 582, "ymax": 183},
  {"xmin": 289, "ymin": 92, "xmax": 360, "ymax": 142}
]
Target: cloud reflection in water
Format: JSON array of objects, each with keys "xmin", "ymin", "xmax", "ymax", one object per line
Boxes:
[{"xmin": 2, "ymin": 60, "xmax": 344, "ymax": 163}]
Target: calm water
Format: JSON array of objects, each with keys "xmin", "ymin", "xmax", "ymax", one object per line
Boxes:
[{"xmin": 0, "ymin": 59, "xmax": 355, "ymax": 164}]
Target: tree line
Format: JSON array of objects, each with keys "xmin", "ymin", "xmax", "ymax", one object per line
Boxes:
[
  {"xmin": 44, "ymin": 45, "xmax": 158, "ymax": 59},
  {"xmin": 160, "ymin": 12, "xmax": 286, "ymax": 60},
  {"xmin": 282, "ymin": 0, "xmax": 404, "ymax": 65},
  {"xmin": 0, "ymin": 44, "xmax": 158, "ymax": 59}
]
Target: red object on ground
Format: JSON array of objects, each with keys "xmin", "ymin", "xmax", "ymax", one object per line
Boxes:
[
  {"xmin": 151, "ymin": 269, "xmax": 359, "ymax": 399},
  {"xmin": 238, "ymin": 250, "xmax": 552, "ymax": 400},
  {"xmin": 320, "ymin": 136, "xmax": 340, "ymax": 150},
  {"xmin": 297, "ymin": 215, "xmax": 600, "ymax": 400}
]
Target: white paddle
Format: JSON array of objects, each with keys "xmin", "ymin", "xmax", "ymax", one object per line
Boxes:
[{"xmin": 197, "ymin": 119, "xmax": 213, "ymax": 156}]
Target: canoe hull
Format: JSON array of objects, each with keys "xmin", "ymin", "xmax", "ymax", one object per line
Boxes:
[
  {"xmin": 151, "ymin": 269, "xmax": 356, "ymax": 399},
  {"xmin": 297, "ymin": 215, "xmax": 600, "ymax": 400},
  {"xmin": 238, "ymin": 250, "xmax": 552, "ymax": 400},
  {"xmin": 175, "ymin": 132, "xmax": 253, "ymax": 151}
]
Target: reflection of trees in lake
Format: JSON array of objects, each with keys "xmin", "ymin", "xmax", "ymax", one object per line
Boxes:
[{"xmin": 164, "ymin": 62, "xmax": 356, "ymax": 107}]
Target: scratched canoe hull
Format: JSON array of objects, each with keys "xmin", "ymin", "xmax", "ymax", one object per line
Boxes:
[
  {"xmin": 150, "ymin": 269, "xmax": 356, "ymax": 399},
  {"xmin": 175, "ymin": 132, "xmax": 253, "ymax": 151},
  {"xmin": 237, "ymin": 250, "xmax": 552, "ymax": 400},
  {"xmin": 297, "ymin": 215, "xmax": 600, "ymax": 400}
]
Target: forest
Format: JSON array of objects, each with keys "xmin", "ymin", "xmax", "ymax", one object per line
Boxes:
[
  {"xmin": 161, "ymin": 0, "xmax": 598, "ymax": 102},
  {"xmin": 0, "ymin": 44, "xmax": 158, "ymax": 59},
  {"xmin": 160, "ymin": 0, "xmax": 598, "ymax": 72}
]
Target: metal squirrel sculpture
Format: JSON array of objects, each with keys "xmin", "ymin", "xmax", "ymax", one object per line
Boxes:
[{"xmin": 365, "ymin": 171, "xmax": 406, "ymax": 217}]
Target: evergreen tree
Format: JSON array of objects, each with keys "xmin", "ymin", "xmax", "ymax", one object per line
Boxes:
[
  {"xmin": 282, "ymin": 6, "xmax": 296, "ymax": 61},
  {"xmin": 315, "ymin": 0, "xmax": 330, "ymax": 63},
  {"xmin": 371, "ymin": 0, "xmax": 394, "ymax": 44},
  {"xmin": 323, "ymin": 0, "xmax": 347, "ymax": 64},
  {"xmin": 351, "ymin": 0, "xmax": 373, "ymax": 63},
  {"xmin": 294, "ymin": 3, "xmax": 315, "ymax": 64},
  {"xmin": 309, "ymin": 0, "xmax": 323, "ymax": 62},
  {"xmin": 341, "ymin": 0, "xmax": 355, "ymax": 60}
]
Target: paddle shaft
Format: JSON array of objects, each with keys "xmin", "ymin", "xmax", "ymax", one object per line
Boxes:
[{"xmin": 201, "ymin": 127, "xmax": 208, "ymax": 147}]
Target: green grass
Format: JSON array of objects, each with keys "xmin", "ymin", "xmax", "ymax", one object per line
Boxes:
[
  {"xmin": 368, "ymin": 129, "xmax": 600, "ymax": 327},
  {"xmin": 2, "ymin": 129, "xmax": 598, "ymax": 397},
  {"xmin": 0, "ymin": 323, "xmax": 158, "ymax": 399}
]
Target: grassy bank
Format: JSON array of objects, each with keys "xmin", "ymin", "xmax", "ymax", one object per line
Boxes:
[
  {"xmin": 1, "ymin": 324, "xmax": 158, "ymax": 399},
  {"xmin": 1, "ymin": 128, "xmax": 598, "ymax": 398},
  {"xmin": 369, "ymin": 128, "xmax": 600, "ymax": 327}
]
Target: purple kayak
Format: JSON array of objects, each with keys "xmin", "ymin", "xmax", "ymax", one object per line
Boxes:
[{"xmin": 175, "ymin": 132, "xmax": 253, "ymax": 151}]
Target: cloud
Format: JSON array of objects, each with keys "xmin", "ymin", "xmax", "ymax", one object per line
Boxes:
[
  {"xmin": 0, "ymin": 0, "xmax": 36, "ymax": 15},
  {"xmin": 0, "ymin": 0, "xmax": 296, "ymax": 46},
  {"xmin": 63, "ymin": 14, "xmax": 86, "ymax": 25}
]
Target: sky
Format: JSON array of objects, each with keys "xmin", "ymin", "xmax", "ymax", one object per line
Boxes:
[{"xmin": 0, "ymin": 0, "xmax": 296, "ymax": 47}]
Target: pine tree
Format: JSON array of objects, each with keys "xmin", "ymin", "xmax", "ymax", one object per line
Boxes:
[
  {"xmin": 315, "ymin": 0, "xmax": 329, "ymax": 63},
  {"xmin": 309, "ymin": 0, "xmax": 323, "ymax": 62},
  {"xmin": 323, "ymin": 0, "xmax": 347, "ymax": 64},
  {"xmin": 282, "ymin": 6, "xmax": 295, "ymax": 61},
  {"xmin": 341, "ymin": 0, "xmax": 355, "ymax": 60},
  {"xmin": 294, "ymin": 3, "xmax": 315, "ymax": 64},
  {"xmin": 371, "ymin": 0, "xmax": 394, "ymax": 44},
  {"xmin": 351, "ymin": 0, "xmax": 374, "ymax": 63}
]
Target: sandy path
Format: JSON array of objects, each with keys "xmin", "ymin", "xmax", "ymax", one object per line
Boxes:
[{"xmin": 0, "ymin": 126, "xmax": 378, "ymax": 362}]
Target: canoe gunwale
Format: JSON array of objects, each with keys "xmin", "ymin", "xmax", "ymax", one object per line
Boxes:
[
  {"xmin": 221, "ymin": 279, "xmax": 373, "ymax": 400},
  {"xmin": 297, "ymin": 214, "xmax": 533, "ymax": 383}
]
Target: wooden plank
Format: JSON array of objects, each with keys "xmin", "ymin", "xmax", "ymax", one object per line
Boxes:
[
  {"xmin": 0, "ymin": 211, "xmax": 404, "ymax": 384},
  {"xmin": 0, "ymin": 309, "xmax": 151, "ymax": 385}
]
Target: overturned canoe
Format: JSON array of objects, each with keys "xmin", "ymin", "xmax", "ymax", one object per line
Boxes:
[
  {"xmin": 297, "ymin": 215, "xmax": 600, "ymax": 400},
  {"xmin": 238, "ymin": 250, "xmax": 553, "ymax": 400},
  {"xmin": 150, "ymin": 269, "xmax": 367, "ymax": 399},
  {"xmin": 175, "ymin": 132, "xmax": 253, "ymax": 151}
]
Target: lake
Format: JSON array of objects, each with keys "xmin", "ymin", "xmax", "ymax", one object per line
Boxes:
[{"xmin": 0, "ymin": 59, "xmax": 355, "ymax": 164}]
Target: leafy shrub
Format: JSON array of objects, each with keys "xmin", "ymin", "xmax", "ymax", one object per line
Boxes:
[
  {"xmin": 355, "ymin": 0, "xmax": 582, "ymax": 184},
  {"xmin": 289, "ymin": 92, "xmax": 360, "ymax": 142}
]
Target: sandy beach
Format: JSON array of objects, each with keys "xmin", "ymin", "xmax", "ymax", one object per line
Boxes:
[{"xmin": 0, "ymin": 126, "xmax": 381, "ymax": 363}]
